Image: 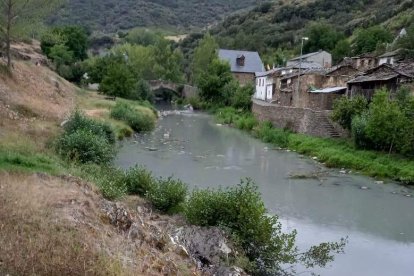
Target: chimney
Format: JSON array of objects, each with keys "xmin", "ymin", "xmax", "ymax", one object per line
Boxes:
[{"xmin": 236, "ymin": 54, "xmax": 245, "ymax": 66}]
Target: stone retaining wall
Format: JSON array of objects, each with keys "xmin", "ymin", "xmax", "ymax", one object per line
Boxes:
[{"xmin": 252, "ymin": 99, "xmax": 347, "ymax": 138}]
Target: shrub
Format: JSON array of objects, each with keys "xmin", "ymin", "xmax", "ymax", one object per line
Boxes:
[
  {"xmin": 56, "ymin": 129, "xmax": 114, "ymax": 164},
  {"xmin": 235, "ymin": 115, "xmax": 258, "ymax": 131},
  {"xmin": 215, "ymin": 107, "xmax": 242, "ymax": 125},
  {"xmin": 332, "ymin": 95, "xmax": 368, "ymax": 130},
  {"xmin": 351, "ymin": 113, "xmax": 372, "ymax": 149},
  {"xmin": 124, "ymin": 166, "xmax": 155, "ymax": 196},
  {"xmin": 110, "ymin": 102, "xmax": 155, "ymax": 132},
  {"xmin": 185, "ymin": 180, "xmax": 346, "ymax": 274},
  {"xmin": 255, "ymin": 122, "xmax": 290, "ymax": 148},
  {"xmin": 64, "ymin": 111, "xmax": 116, "ymax": 144},
  {"xmin": 146, "ymin": 177, "xmax": 188, "ymax": 213}
]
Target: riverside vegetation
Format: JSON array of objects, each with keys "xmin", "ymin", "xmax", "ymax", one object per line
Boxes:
[{"xmin": 189, "ymin": 34, "xmax": 414, "ymax": 184}]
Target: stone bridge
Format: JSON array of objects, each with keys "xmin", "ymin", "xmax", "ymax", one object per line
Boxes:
[{"xmin": 148, "ymin": 80, "xmax": 198, "ymax": 99}]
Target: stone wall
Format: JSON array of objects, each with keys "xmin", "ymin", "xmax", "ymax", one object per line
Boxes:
[
  {"xmin": 233, "ymin": 72, "xmax": 255, "ymax": 86},
  {"xmin": 252, "ymin": 99, "xmax": 347, "ymax": 138}
]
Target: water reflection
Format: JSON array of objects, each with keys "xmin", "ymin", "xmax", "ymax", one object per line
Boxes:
[{"xmin": 115, "ymin": 113, "xmax": 414, "ymax": 276}]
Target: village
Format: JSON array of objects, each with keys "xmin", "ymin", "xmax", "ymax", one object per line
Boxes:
[{"xmin": 218, "ymin": 28, "xmax": 414, "ymax": 138}]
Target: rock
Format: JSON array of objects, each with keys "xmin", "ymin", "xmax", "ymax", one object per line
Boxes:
[
  {"xmin": 174, "ymin": 244, "xmax": 190, "ymax": 257},
  {"xmin": 263, "ymin": 147, "xmax": 269, "ymax": 151},
  {"xmin": 312, "ymin": 156, "xmax": 318, "ymax": 160},
  {"xmin": 102, "ymin": 202, "xmax": 133, "ymax": 231},
  {"xmin": 171, "ymin": 226, "xmax": 235, "ymax": 268},
  {"xmin": 286, "ymin": 149, "xmax": 291, "ymax": 152},
  {"xmin": 339, "ymin": 170, "xmax": 347, "ymax": 174},
  {"xmin": 375, "ymin": 181, "xmax": 384, "ymax": 185},
  {"xmin": 405, "ymin": 194, "xmax": 412, "ymax": 198},
  {"xmin": 360, "ymin": 186, "xmax": 369, "ymax": 190},
  {"xmin": 216, "ymin": 123, "xmax": 223, "ymax": 126},
  {"xmin": 145, "ymin": 147, "xmax": 158, "ymax": 151}
]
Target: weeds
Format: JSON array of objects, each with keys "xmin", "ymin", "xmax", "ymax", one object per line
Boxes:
[{"xmin": 110, "ymin": 101, "xmax": 156, "ymax": 132}]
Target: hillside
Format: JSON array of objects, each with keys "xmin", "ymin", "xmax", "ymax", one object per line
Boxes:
[
  {"xmin": 208, "ymin": 0, "xmax": 414, "ymax": 56},
  {"xmin": 48, "ymin": 0, "xmax": 264, "ymax": 33}
]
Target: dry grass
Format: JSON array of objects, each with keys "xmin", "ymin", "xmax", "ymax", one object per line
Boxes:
[{"xmin": 0, "ymin": 172, "xmax": 198, "ymax": 276}]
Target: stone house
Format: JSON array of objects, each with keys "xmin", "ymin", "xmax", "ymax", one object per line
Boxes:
[
  {"xmin": 286, "ymin": 50, "xmax": 332, "ymax": 68},
  {"xmin": 348, "ymin": 54, "xmax": 377, "ymax": 71},
  {"xmin": 378, "ymin": 49, "xmax": 402, "ymax": 66},
  {"xmin": 325, "ymin": 64, "xmax": 360, "ymax": 87},
  {"xmin": 347, "ymin": 63, "xmax": 414, "ymax": 100},
  {"xmin": 218, "ymin": 49, "xmax": 264, "ymax": 85}
]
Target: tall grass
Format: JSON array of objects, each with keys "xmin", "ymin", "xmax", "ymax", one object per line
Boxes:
[{"xmin": 110, "ymin": 101, "xmax": 156, "ymax": 132}]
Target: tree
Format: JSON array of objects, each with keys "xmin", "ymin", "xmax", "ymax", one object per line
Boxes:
[
  {"xmin": 41, "ymin": 25, "xmax": 88, "ymax": 62},
  {"xmin": 0, "ymin": 0, "xmax": 60, "ymax": 69},
  {"xmin": 191, "ymin": 33, "xmax": 218, "ymax": 84},
  {"xmin": 397, "ymin": 26, "xmax": 414, "ymax": 58},
  {"xmin": 100, "ymin": 62, "xmax": 136, "ymax": 99},
  {"xmin": 197, "ymin": 58, "xmax": 233, "ymax": 104},
  {"xmin": 352, "ymin": 26, "xmax": 393, "ymax": 55},
  {"xmin": 332, "ymin": 39, "xmax": 352, "ymax": 63},
  {"xmin": 332, "ymin": 96, "xmax": 368, "ymax": 130},
  {"xmin": 365, "ymin": 89, "xmax": 406, "ymax": 153},
  {"xmin": 303, "ymin": 22, "xmax": 345, "ymax": 54}
]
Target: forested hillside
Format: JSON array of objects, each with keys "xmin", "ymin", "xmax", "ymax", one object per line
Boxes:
[
  {"xmin": 205, "ymin": 0, "xmax": 414, "ymax": 63},
  {"xmin": 48, "ymin": 0, "xmax": 263, "ymax": 32}
]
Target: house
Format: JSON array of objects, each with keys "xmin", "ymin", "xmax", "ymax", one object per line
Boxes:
[
  {"xmin": 254, "ymin": 68, "xmax": 282, "ymax": 101},
  {"xmin": 347, "ymin": 63, "xmax": 414, "ymax": 100},
  {"xmin": 347, "ymin": 54, "xmax": 377, "ymax": 71},
  {"xmin": 286, "ymin": 50, "xmax": 332, "ymax": 68},
  {"xmin": 278, "ymin": 68, "xmax": 328, "ymax": 108},
  {"xmin": 218, "ymin": 49, "xmax": 264, "ymax": 85},
  {"xmin": 378, "ymin": 49, "xmax": 402, "ymax": 65},
  {"xmin": 325, "ymin": 64, "xmax": 360, "ymax": 87}
]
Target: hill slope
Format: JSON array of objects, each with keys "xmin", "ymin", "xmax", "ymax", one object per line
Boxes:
[
  {"xmin": 209, "ymin": 0, "xmax": 414, "ymax": 53},
  {"xmin": 48, "ymin": 0, "xmax": 264, "ymax": 33}
]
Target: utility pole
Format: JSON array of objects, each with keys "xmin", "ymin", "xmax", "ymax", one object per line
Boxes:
[{"xmin": 296, "ymin": 37, "xmax": 309, "ymax": 96}]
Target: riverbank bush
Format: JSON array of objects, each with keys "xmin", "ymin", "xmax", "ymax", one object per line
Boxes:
[
  {"xmin": 123, "ymin": 165, "xmax": 155, "ymax": 196},
  {"xmin": 56, "ymin": 112, "xmax": 115, "ymax": 164},
  {"xmin": 146, "ymin": 177, "xmax": 188, "ymax": 213},
  {"xmin": 185, "ymin": 179, "xmax": 346, "ymax": 274},
  {"xmin": 110, "ymin": 101, "xmax": 156, "ymax": 132}
]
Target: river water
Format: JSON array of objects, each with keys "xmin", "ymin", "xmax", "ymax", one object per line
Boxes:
[{"xmin": 115, "ymin": 112, "xmax": 414, "ymax": 276}]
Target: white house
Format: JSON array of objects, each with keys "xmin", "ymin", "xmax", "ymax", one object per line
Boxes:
[{"xmin": 254, "ymin": 72, "xmax": 268, "ymax": 101}]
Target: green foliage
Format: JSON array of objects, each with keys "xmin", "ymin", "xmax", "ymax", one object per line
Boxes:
[
  {"xmin": 397, "ymin": 26, "xmax": 414, "ymax": 58},
  {"xmin": 123, "ymin": 165, "xmax": 155, "ymax": 196},
  {"xmin": 55, "ymin": 129, "xmax": 114, "ymax": 164},
  {"xmin": 353, "ymin": 26, "xmax": 393, "ymax": 55},
  {"xmin": 351, "ymin": 113, "xmax": 372, "ymax": 149},
  {"xmin": 42, "ymin": 25, "xmax": 88, "ymax": 61},
  {"xmin": 332, "ymin": 96, "xmax": 368, "ymax": 130},
  {"xmin": 185, "ymin": 180, "xmax": 345, "ymax": 274},
  {"xmin": 231, "ymin": 83, "xmax": 255, "ymax": 111},
  {"xmin": 64, "ymin": 111, "xmax": 116, "ymax": 144},
  {"xmin": 110, "ymin": 101, "xmax": 156, "ymax": 132},
  {"xmin": 124, "ymin": 28, "xmax": 163, "ymax": 46},
  {"xmin": 303, "ymin": 22, "xmax": 345, "ymax": 54},
  {"xmin": 235, "ymin": 115, "xmax": 258, "ymax": 131},
  {"xmin": 365, "ymin": 89, "xmax": 408, "ymax": 152},
  {"xmin": 197, "ymin": 58, "xmax": 233, "ymax": 104},
  {"xmin": 191, "ymin": 33, "xmax": 219, "ymax": 84},
  {"xmin": 332, "ymin": 39, "xmax": 352, "ymax": 63},
  {"xmin": 255, "ymin": 121, "xmax": 290, "ymax": 148},
  {"xmin": 146, "ymin": 177, "xmax": 188, "ymax": 213},
  {"xmin": 56, "ymin": 111, "xmax": 115, "ymax": 164},
  {"xmin": 136, "ymin": 79, "xmax": 154, "ymax": 103},
  {"xmin": 49, "ymin": 44, "xmax": 74, "ymax": 66},
  {"xmin": 100, "ymin": 62, "xmax": 137, "ymax": 98}
]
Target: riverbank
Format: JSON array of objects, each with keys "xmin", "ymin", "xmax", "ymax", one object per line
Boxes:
[{"xmin": 214, "ymin": 107, "xmax": 414, "ymax": 184}]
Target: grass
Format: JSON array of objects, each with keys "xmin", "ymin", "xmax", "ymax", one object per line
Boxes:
[{"xmin": 214, "ymin": 107, "xmax": 414, "ymax": 184}]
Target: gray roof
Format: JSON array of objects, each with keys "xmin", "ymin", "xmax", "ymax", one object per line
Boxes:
[
  {"xmin": 378, "ymin": 49, "xmax": 402, "ymax": 58},
  {"xmin": 289, "ymin": 50, "xmax": 328, "ymax": 62},
  {"xmin": 288, "ymin": 61, "xmax": 323, "ymax": 69},
  {"xmin": 218, "ymin": 49, "xmax": 264, "ymax": 73}
]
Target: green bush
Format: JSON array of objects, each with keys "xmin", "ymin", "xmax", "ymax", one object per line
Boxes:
[
  {"xmin": 146, "ymin": 177, "xmax": 188, "ymax": 213},
  {"xmin": 124, "ymin": 165, "xmax": 155, "ymax": 196},
  {"xmin": 56, "ymin": 129, "xmax": 114, "ymax": 164},
  {"xmin": 64, "ymin": 111, "xmax": 116, "ymax": 144},
  {"xmin": 332, "ymin": 95, "xmax": 368, "ymax": 130},
  {"xmin": 235, "ymin": 115, "xmax": 258, "ymax": 131},
  {"xmin": 110, "ymin": 102, "xmax": 155, "ymax": 132},
  {"xmin": 255, "ymin": 122, "xmax": 290, "ymax": 148},
  {"xmin": 351, "ymin": 113, "xmax": 372, "ymax": 149}
]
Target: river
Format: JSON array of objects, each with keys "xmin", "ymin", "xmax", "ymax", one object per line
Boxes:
[{"xmin": 115, "ymin": 111, "xmax": 414, "ymax": 276}]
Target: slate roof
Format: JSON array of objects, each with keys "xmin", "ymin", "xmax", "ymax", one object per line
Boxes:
[
  {"xmin": 378, "ymin": 49, "xmax": 402, "ymax": 58},
  {"xmin": 288, "ymin": 50, "xmax": 327, "ymax": 62},
  {"xmin": 218, "ymin": 49, "xmax": 264, "ymax": 73},
  {"xmin": 347, "ymin": 63, "xmax": 413, "ymax": 84},
  {"xmin": 280, "ymin": 68, "xmax": 327, "ymax": 80},
  {"xmin": 288, "ymin": 60, "xmax": 323, "ymax": 70}
]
